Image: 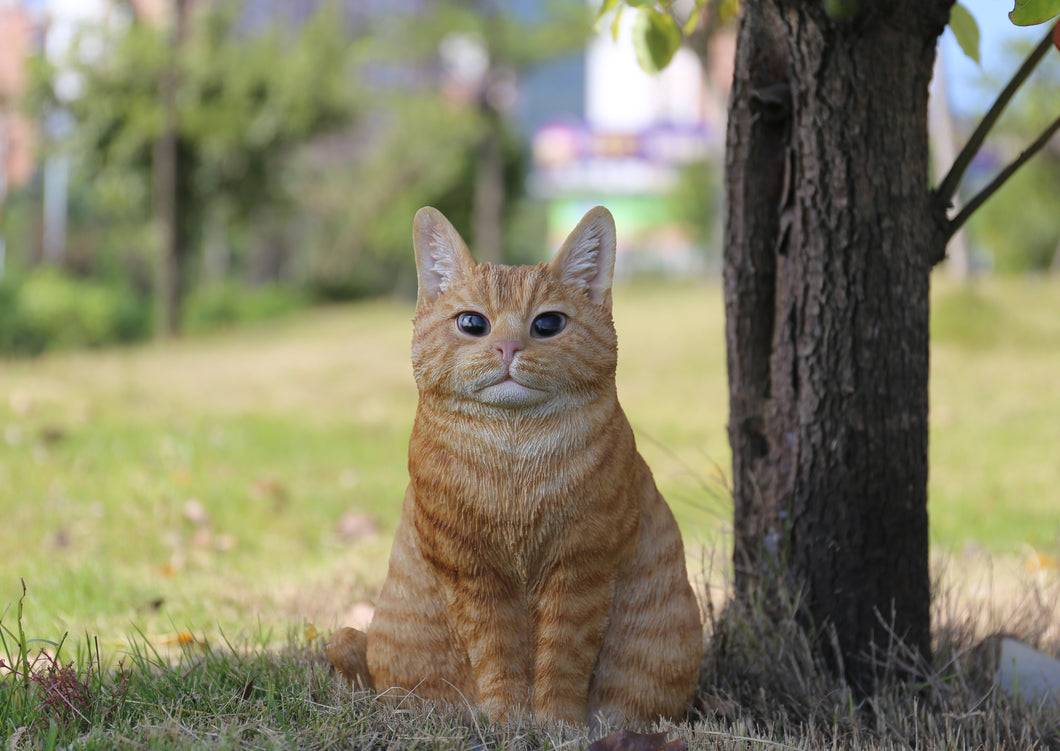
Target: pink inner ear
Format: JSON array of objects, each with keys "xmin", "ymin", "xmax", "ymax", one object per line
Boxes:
[
  {"xmin": 557, "ymin": 239, "xmax": 601, "ymax": 295},
  {"xmin": 553, "ymin": 208, "xmax": 615, "ymax": 304},
  {"xmin": 414, "ymin": 207, "xmax": 475, "ymax": 303},
  {"xmin": 426, "ymin": 227, "xmax": 465, "ymax": 291}
]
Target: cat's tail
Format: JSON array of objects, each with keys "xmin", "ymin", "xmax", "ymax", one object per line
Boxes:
[{"xmin": 326, "ymin": 627, "xmax": 373, "ymax": 689}]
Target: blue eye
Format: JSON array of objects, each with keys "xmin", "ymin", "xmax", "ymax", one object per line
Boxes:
[
  {"xmin": 457, "ymin": 312, "xmax": 490, "ymax": 337},
  {"xmin": 531, "ymin": 312, "xmax": 566, "ymax": 338}
]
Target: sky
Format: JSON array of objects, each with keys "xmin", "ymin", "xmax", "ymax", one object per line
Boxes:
[{"xmin": 938, "ymin": 0, "xmax": 1056, "ymax": 117}]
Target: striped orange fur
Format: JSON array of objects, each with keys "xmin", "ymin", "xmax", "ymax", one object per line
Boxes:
[{"xmin": 351, "ymin": 206, "xmax": 701, "ymax": 726}]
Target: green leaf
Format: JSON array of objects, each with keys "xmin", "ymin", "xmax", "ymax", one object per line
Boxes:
[
  {"xmin": 682, "ymin": 0, "xmax": 706, "ymax": 36},
  {"xmin": 718, "ymin": 0, "xmax": 740, "ymax": 23},
  {"xmin": 632, "ymin": 8, "xmax": 682, "ymax": 73},
  {"xmin": 594, "ymin": 0, "xmax": 621, "ymax": 28},
  {"xmin": 624, "ymin": 0, "xmax": 657, "ymax": 7},
  {"xmin": 823, "ymin": 0, "xmax": 860, "ymax": 21},
  {"xmin": 1009, "ymin": 0, "xmax": 1060, "ymax": 25},
  {"xmin": 949, "ymin": 3, "xmax": 981, "ymax": 64},
  {"xmin": 611, "ymin": 4, "xmax": 625, "ymax": 42}
]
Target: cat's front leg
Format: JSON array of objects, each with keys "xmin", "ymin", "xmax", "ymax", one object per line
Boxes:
[
  {"xmin": 439, "ymin": 563, "xmax": 534, "ymax": 721},
  {"xmin": 530, "ymin": 560, "xmax": 618, "ymax": 725}
]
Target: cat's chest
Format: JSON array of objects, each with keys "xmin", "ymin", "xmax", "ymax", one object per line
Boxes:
[{"xmin": 413, "ymin": 421, "xmax": 597, "ymax": 551}]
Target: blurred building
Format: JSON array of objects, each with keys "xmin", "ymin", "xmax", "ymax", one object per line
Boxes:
[
  {"xmin": 0, "ymin": 1, "xmax": 34, "ymax": 192},
  {"xmin": 527, "ymin": 10, "xmax": 734, "ymax": 275}
]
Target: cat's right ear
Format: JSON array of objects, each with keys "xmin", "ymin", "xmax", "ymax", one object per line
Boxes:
[
  {"xmin": 413, "ymin": 207, "xmax": 476, "ymax": 307},
  {"xmin": 551, "ymin": 206, "xmax": 617, "ymax": 308}
]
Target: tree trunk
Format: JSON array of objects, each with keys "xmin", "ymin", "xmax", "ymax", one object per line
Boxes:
[
  {"xmin": 153, "ymin": 0, "xmax": 189, "ymax": 338},
  {"xmin": 472, "ymin": 104, "xmax": 505, "ymax": 265},
  {"xmin": 724, "ymin": 0, "xmax": 952, "ymax": 691}
]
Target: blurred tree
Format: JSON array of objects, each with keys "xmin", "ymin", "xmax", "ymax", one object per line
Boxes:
[
  {"xmin": 30, "ymin": 0, "xmax": 362, "ymax": 336},
  {"xmin": 23, "ymin": 0, "xmax": 590, "ymax": 329},
  {"xmin": 396, "ymin": 0, "xmax": 592, "ymax": 265}
]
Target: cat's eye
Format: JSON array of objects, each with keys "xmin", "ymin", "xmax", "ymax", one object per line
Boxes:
[
  {"xmin": 531, "ymin": 312, "xmax": 567, "ymax": 338},
  {"xmin": 456, "ymin": 312, "xmax": 490, "ymax": 337}
]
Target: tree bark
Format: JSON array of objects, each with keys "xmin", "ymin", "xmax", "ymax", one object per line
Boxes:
[{"xmin": 724, "ymin": 0, "xmax": 952, "ymax": 691}]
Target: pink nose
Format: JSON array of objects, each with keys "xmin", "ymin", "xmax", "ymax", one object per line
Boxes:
[{"xmin": 493, "ymin": 339, "xmax": 524, "ymax": 366}]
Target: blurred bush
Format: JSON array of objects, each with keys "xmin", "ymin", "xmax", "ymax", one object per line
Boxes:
[
  {"xmin": 966, "ymin": 160, "xmax": 1059, "ymax": 273},
  {"xmin": 667, "ymin": 156, "xmax": 722, "ymax": 267},
  {"xmin": 182, "ymin": 282, "xmax": 308, "ymax": 334},
  {"xmin": 0, "ymin": 269, "xmax": 150, "ymax": 355}
]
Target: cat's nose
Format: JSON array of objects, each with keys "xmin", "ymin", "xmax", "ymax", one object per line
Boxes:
[{"xmin": 493, "ymin": 339, "xmax": 524, "ymax": 366}]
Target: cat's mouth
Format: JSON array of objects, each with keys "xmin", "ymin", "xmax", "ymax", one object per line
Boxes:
[
  {"xmin": 491, "ymin": 375, "xmax": 537, "ymax": 390},
  {"xmin": 477, "ymin": 375, "xmax": 547, "ymax": 406}
]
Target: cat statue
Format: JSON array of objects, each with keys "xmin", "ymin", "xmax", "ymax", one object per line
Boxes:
[{"xmin": 327, "ymin": 206, "xmax": 702, "ymax": 727}]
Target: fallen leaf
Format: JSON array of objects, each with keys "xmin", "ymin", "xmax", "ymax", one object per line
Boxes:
[
  {"xmin": 588, "ymin": 730, "xmax": 687, "ymax": 751},
  {"xmin": 191, "ymin": 529, "xmax": 213, "ymax": 549},
  {"xmin": 10, "ymin": 390, "xmax": 32, "ymax": 416},
  {"xmin": 213, "ymin": 532, "xmax": 238, "ymax": 552},
  {"xmin": 1025, "ymin": 551, "xmax": 1058, "ymax": 571},
  {"xmin": 183, "ymin": 499, "xmax": 210, "ymax": 527},
  {"xmin": 39, "ymin": 426, "xmax": 66, "ymax": 445},
  {"xmin": 336, "ymin": 511, "xmax": 378, "ymax": 543},
  {"xmin": 157, "ymin": 631, "xmax": 199, "ymax": 647},
  {"xmin": 249, "ymin": 478, "xmax": 288, "ymax": 506}
]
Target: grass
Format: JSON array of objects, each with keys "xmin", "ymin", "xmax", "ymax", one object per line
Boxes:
[
  {"xmin": 2, "ymin": 555, "xmax": 1058, "ymax": 749},
  {"xmin": 1, "ymin": 276, "xmax": 1059, "ymax": 747}
]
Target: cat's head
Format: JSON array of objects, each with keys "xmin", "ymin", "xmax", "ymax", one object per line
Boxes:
[{"xmin": 410, "ymin": 206, "xmax": 619, "ymax": 416}]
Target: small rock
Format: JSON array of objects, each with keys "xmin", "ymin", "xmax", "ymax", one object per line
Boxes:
[{"xmin": 997, "ymin": 637, "xmax": 1060, "ymax": 710}]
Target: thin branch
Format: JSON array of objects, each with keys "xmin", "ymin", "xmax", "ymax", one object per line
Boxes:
[
  {"xmin": 935, "ymin": 24, "xmax": 1056, "ymax": 205},
  {"xmin": 945, "ymin": 112, "xmax": 1060, "ymax": 241}
]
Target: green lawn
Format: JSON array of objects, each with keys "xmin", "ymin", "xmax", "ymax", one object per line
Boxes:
[{"xmin": 1, "ymin": 277, "xmax": 1058, "ymax": 652}]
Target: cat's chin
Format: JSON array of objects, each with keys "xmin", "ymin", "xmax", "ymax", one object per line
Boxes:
[{"xmin": 475, "ymin": 379, "xmax": 549, "ymax": 408}]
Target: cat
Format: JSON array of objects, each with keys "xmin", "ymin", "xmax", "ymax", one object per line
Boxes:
[{"xmin": 327, "ymin": 206, "xmax": 702, "ymax": 727}]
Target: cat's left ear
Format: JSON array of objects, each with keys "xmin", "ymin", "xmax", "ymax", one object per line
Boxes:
[
  {"xmin": 413, "ymin": 207, "xmax": 476, "ymax": 307},
  {"xmin": 550, "ymin": 206, "xmax": 616, "ymax": 307}
]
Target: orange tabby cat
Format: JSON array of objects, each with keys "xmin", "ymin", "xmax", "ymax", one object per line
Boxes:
[{"xmin": 331, "ymin": 206, "xmax": 701, "ymax": 726}]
